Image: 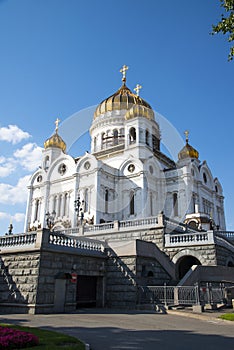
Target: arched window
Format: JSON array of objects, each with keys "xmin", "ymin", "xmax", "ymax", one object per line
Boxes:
[
  {"xmin": 203, "ymin": 172, "xmax": 207, "ymax": 184},
  {"xmin": 129, "ymin": 127, "xmax": 136, "ymax": 144},
  {"xmin": 44, "ymin": 156, "xmax": 50, "ymax": 171},
  {"xmin": 53, "ymin": 196, "xmax": 57, "ymax": 213},
  {"xmin": 113, "ymin": 129, "xmax": 118, "ymax": 145},
  {"xmin": 145, "ymin": 129, "xmax": 149, "ymax": 146},
  {"xmin": 173, "ymin": 192, "xmax": 178, "ymax": 217},
  {"xmin": 93, "ymin": 137, "xmax": 97, "ymax": 152},
  {"xmin": 101, "ymin": 133, "xmax": 105, "ymax": 149},
  {"xmin": 84, "ymin": 189, "xmax": 89, "ymax": 212},
  {"xmin": 150, "ymin": 192, "xmax": 153, "ymax": 216},
  {"xmin": 105, "ymin": 189, "xmax": 109, "ymax": 214},
  {"xmin": 57, "ymin": 194, "xmax": 62, "ymax": 217},
  {"xmin": 63, "ymin": 193, "xmax": 68, "ymax": 216},
  {"xmin": 130, "ymin": 191, "xmax": 135, "ymax": 215},
  {"xmin": 34, "ymin": 199, "xmax": 40, "ymax": 222}
]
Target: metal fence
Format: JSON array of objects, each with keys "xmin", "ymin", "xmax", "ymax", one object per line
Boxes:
[{"xmin": 138, "ymin": 283, "xmax": 228, "ymax": 307}]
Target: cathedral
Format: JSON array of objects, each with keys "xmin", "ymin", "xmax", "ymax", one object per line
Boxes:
[
  {"xmin": 25, "ymin": 65, "xmax": 226, "ymax": 233},
  {"xmin": 1, "ymin": 66, "xmax": 233, "ymax": 314}
]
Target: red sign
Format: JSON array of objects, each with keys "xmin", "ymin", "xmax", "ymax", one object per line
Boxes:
[{"xmin": 71, "ymin": 273, "xmax": 77, "ymax": 283}]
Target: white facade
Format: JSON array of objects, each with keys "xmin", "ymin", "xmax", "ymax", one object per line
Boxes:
[{"xmin": 25, "ymin": 77, "xmax": 226, "ymax": 232}]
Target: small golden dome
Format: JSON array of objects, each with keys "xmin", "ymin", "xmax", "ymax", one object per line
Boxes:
[
  {"xmin": 125, "ymin": 100, "xmax": 155, "ymax": 120},
  {"xmin": 178, "ymin": 139, "xmax": 199, "ymax": 160},
  {"xmin": 44, "ymin": 118, "xmax": 66, "ymax": 152}
]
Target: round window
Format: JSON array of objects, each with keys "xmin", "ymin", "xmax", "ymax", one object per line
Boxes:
[
  {"xmin": 58, "ymin": 163, "xmax": 67, "ymax": 175},
  {"xmin": 128, "ymin": 164, "xmax": 135, "ymax": 173}
]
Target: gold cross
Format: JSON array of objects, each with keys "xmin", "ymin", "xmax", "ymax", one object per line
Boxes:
[
  {"xmin": 184, "ymin": 130, "xmax": 189, "ymax": 143},
  {"xmin": 120, "ymin": 65, "xmax": 129, "ymax": 82},
  {"xmin": 55, "ymin": 118, "xmax": 60, "ymax": 132},
  {"xmin": 134, "ymin": 84, "xmax": 142, "ymax": 97}
]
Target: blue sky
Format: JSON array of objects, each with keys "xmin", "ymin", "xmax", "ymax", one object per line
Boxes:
[{"xmin": 0, "ymin": 0, "xmax": 233, "ymax": 233}]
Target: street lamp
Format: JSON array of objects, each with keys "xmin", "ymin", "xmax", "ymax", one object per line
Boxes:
[
  {"xmin": 74, "ymin": 196, "xmax": 84, "ymax": 226},
  {"xmin": 45, "ymin": 210, "xmax": 56, "ymax": 230}
]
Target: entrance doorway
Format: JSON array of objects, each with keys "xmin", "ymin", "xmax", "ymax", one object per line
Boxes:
[
  {"xmin": 177, "ymin": 255, "xmax": 201, "ymax": 280},
  {"xmin": 76, "ymin": 276, "xmax": 97, "ymax": 308}
]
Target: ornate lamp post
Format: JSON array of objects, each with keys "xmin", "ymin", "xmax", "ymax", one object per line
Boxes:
[
  {"xmin": 74, "ymin": 196, "xmax": 84, "ymax": 226},
  {"xmin": 45, "ymin": 210, "xmax": 56, "ymax": 230}
]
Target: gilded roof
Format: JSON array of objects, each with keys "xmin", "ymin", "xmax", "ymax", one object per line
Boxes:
[
  {"xmin": 178, "ymin": 141, "xmax": 199, "ymax": 160},
  {"xmin": 44, "ymin": 131, "xmax": 66, "ymax": 152},
  {"xmin": 94, "ymin": 82, "xmax": 153, "ymax": 119}
]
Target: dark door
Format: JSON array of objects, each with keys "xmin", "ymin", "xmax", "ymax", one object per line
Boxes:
[{"xmin": 76, "ymin": 276, "xmax": 97, "ymax": 308}]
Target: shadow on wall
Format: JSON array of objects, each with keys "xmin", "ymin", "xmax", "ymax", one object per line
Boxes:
[{"xmin": 0, "ymin": 258, "xmax": 28, "ymax": 311}]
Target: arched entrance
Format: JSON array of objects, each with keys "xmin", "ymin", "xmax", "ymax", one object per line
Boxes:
[{"xmin": 177, "ymin": 255, "xmax": 201, "ymax": 280}]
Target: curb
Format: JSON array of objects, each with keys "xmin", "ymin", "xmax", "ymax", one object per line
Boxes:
[{"xmin": 167, "ymin": 309, "xmax": 234, "ymax": 323}]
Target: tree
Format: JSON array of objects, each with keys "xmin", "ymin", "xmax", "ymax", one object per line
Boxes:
[{"xmin": 212, "ymin": 0, "xmax": 234, "ymax": 61}]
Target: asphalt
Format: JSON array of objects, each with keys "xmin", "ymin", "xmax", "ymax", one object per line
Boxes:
[{"xmin": 0, "ymin": 308, "xmax": 233, "ymax": 350}]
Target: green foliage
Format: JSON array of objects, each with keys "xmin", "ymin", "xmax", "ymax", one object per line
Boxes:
[
  {"xmin": 212, "ymin": 0, "xmax": 234, "ymax": 60},
  {"xmin": 219, "ymin": 313, "xmax": 234, "ymax": 321},
  {"xmin": 0, "ymin": 324, "xmax": 85, "ymax": 350}
]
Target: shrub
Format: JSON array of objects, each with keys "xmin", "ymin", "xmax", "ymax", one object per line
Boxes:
[{"xmin": 0, "ymin": 326, "xmax": 39, "ymax": 349}]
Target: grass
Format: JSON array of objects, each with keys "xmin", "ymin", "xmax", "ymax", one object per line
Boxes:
[
  {"xmin": 219, "ymin": 313, "xmax": 234, "ymax": 321},
  {"xmin": 0, "ymin": 324, "xmax": 85, "ymax": 349}
]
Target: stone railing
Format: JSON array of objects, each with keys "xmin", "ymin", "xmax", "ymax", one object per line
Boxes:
[
  {"xmin": 215, "ymin": 231, "xmax": 234, "ymax": 241},
  {"xmin": 48, "ymin": 232, "xmax": 105, "ymax": 252},
  {"xmin": 0, "ymin": 232, "xmax": 37, "ymax": 249},
  {"xmin": 84, "ymin": 222, "xmax": 114, "ymax": 233},
  {"xmin": 0, "ymin": 230, "xmax": 105, "ymax": 255},
  {"xmin": 60, "ymin": 215, "xmax": 161, "ymax": 236},
  {"xmin": 119, "ymin": 216, "xmax": 158, "ymax": 229},
  {"xmin": 164, "ymin": 231, "xmax": 215, "ymax": 247}
]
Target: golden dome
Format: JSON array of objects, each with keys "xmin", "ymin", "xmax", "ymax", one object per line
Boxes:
[
  {"xmin": 44, "ymin": 118, "xmax": 66, "ymax": 152},
  {"xmin": 125, "ymin": 100, "xmax": 155, "ymax": 120},
  {"xmin": 94, "ymin": 82, "xmax": 153, "ymax": 119},
  {"xmin": 178, "ymin": 137, "xmax": 199, "ymax": 160}
]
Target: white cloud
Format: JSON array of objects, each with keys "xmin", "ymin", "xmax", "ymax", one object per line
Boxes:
[
  {"xmin": 12, "ymin": 213, "xmax": 25, "ymax": 222},
  {"xmin": 0, "ymin": 212, "xmax": 10, "ymax": 220},
  {"xmin": 0, "ymin": 156, "xmax": 17, "ymax": 177},
  {"xmin": 0, "ymin": 175, "xmax": 30, "ymax": 204},
  {"xmin": 0, "ymin": 212, "xmax": 25, "ymax": 222},
  {"xmin": 14, "ymin": 143, "xmax": 42, "ymax": 171},
  {"xmin": 0, "ymin": 125, "xmax": 31, "ymax": 144}
]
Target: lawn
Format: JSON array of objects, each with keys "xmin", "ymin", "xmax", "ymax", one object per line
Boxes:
[
  {"xmin": 219, "ymin": 313, "xmax": 234, "ymax": 321},
  {"xmin": 0, "ymin": 324, "xmax": 85, "ymax": 349}
]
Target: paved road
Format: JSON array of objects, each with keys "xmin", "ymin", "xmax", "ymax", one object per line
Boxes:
[{"xmin": 0, "ymin": 310, "xmax": 234, "ymax": 350}]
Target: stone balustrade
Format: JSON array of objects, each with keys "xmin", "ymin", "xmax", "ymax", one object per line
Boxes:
[
  {"xmin": 215, "ymin": 231, "xmax": 234, "ymax": 241},
  {"xmin": 0, "ymin": 232, "xmax": 37, "ymax": 249},
  {"xmin": 61, "ymin": 215, "xmax": 161, "ymax": 236},
  {"xmin": 164, "ymin": 231, "xmax": 215, "ymax": 247},
  {"xmin": 48, "ymin": 232, "xmax": 104, "ymax": 252},
  {"xmin": 0, "ymin": 230, "xmax": 105, "ymax": 254}
]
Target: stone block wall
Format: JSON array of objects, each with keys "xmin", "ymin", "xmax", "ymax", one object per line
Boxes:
[
  {"xmin": 136, "ymin": 257, "xmax": 171, "ymax": 286},
  {"xmin": 36, "ymin": 249, "xmax": 106, "ymax": 313},
  {"xmin": 164, "ymin": 244, "xmax": 217, "ymax": 266},
  {"xmin": 106, "ymin": 254, "xmax": 137, "ymax": 309},
  {"xmin": 0, "ymin": 252, "xmax": 40, "ymax": 314}
]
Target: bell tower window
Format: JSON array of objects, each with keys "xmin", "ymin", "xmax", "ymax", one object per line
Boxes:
[
  {"xmin": 113, "ymin": 129, "xmax": 118, "ymax": 145},
  {"xmin": 145, "ymin": 129, "xmax": 149, "ymax": 146},
  {"xmin": 129, "ymin": 127, "xmax": 136, "ymax": 144}
]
